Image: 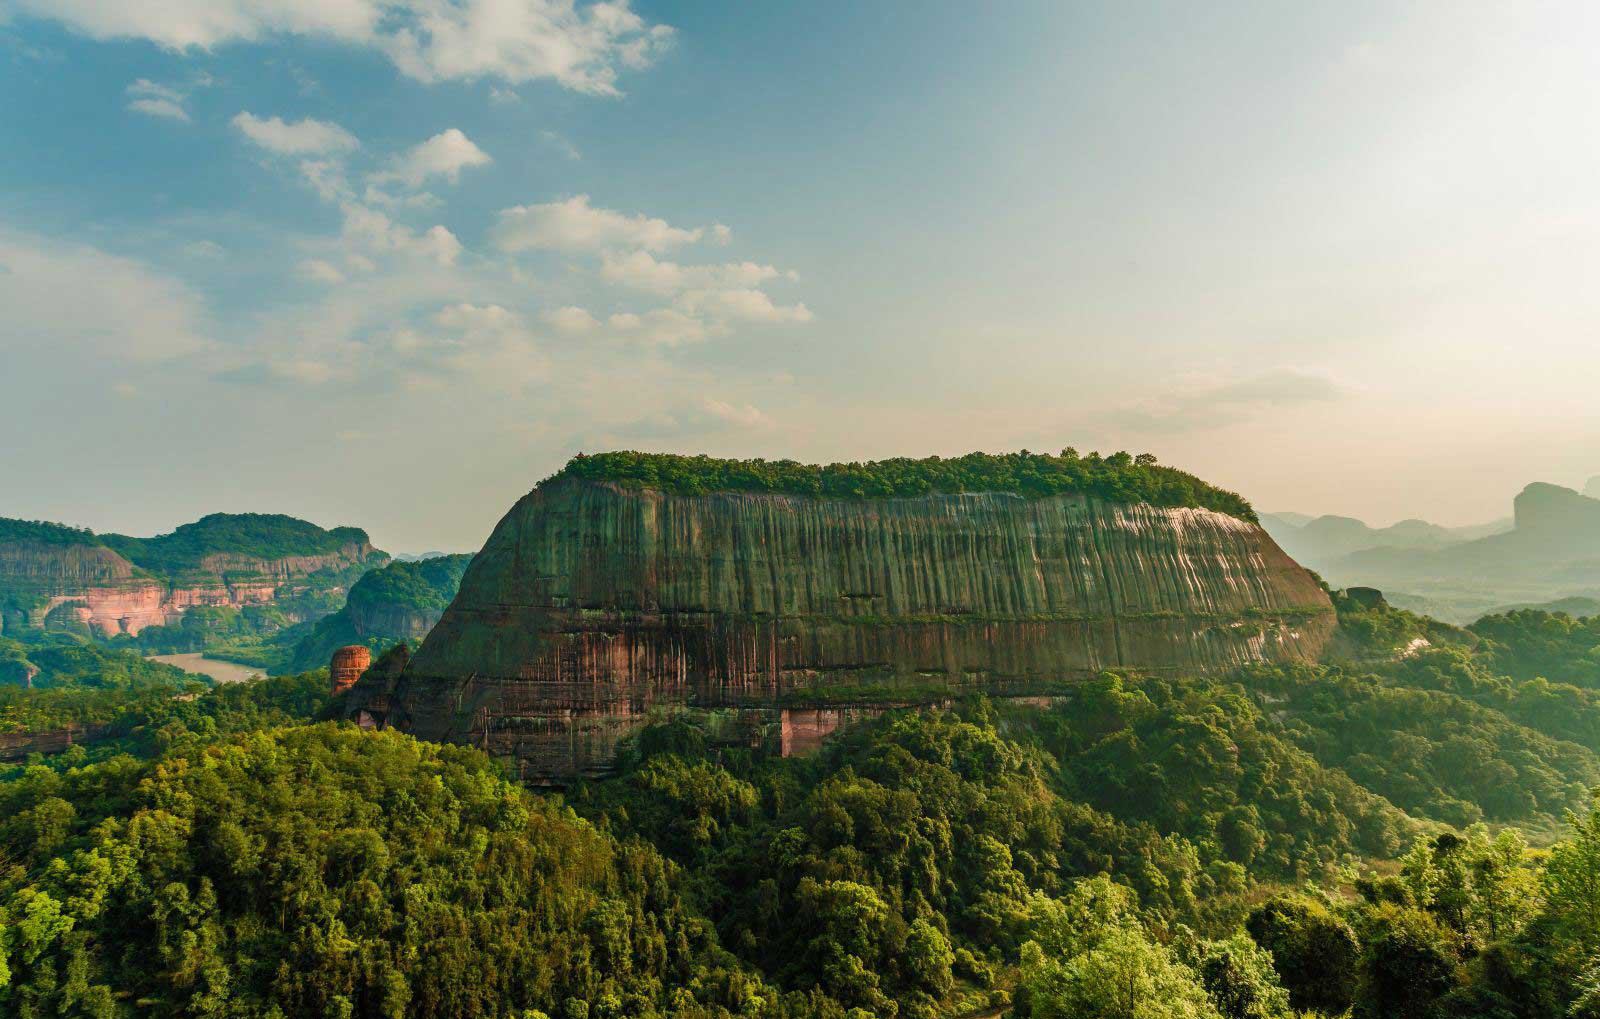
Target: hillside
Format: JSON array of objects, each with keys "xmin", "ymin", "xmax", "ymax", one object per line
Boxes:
[
  {"xmin": 0, "ymin": 511, "xmax": 387, "ymax": 638},
  {"xmin": 356, "ymin": 451, "xmax": 1331, "ymax": 781},
  {"xmin": 282, "ymin": 554, "xmax": 473, "ymax": 672},
  {"xmin": 100, "ymin": 512, "xmax": 376, "ymax": 578}
]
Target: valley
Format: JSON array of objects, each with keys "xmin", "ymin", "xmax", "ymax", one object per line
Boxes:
[{"xmin": 143, "ymin": 653, "xmax": 262, "ymax": 684}]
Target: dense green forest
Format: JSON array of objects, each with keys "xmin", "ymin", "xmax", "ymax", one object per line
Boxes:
[
  {"xmin": 556, "ymin": 449, "xmax": 1258, "ymax": 522},
  {"xmin": 0, "ymin": 519, "xmax": 100, "ymax": 548},
  {"xmin": 101, "ymin": 513, "xmax": 375, "ymax": 576},
  {"xmin": 6, "ymin": 605, "xmax": 1600, "ymax": 1016},
  {"xmin": 0, "ymin": 512, "xmax": 377, "ymax": 576},
  {"xmin": 281, "ymin": 554, "xmax": 473, "ymax": 673},
  {"xmin": 0, "ymin": 633, "xmax": 190, "ymax": 694}
]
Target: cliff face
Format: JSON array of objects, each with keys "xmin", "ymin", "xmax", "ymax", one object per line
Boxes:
[
  {"xmin": 0, "ymin": 536, "xmax": 383, "ymax": 637},
  {"xmin": 372, "ymin": 478, "xmax": 1334, "ymax": 781}
]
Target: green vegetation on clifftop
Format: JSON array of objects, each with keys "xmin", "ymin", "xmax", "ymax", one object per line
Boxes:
[
  {"xmin": 556, "ymin": 449, "xmax": 1258, "ymax": 522},
  {"xmin": 0, "ymin": 520, "xmax": 100, "ymax": 548},
  {"xmin": 101, "ymin": 512, "xmax": 374, "ymax": 575}
]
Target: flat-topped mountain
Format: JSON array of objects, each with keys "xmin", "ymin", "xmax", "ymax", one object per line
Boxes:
[
  {"xmin": 352, "ymin": 451, "xmax": 1334, "ymax": 781},
  {"xmin": 0, "ymin": 513, "xmax": 386, "ymax": 637}
]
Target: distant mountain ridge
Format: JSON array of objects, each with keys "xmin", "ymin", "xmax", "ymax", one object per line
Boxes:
[
  {"xmin": 1260, "ymin": 511, "xmax": 1511, "ymax": 564},
  {"xmin": 0, "ymin": 512, "xmax": 387, "ymax": 637},
  {"xmin": 1268, "ymin": 481, "xmax": 1600, "ymax": 622}
]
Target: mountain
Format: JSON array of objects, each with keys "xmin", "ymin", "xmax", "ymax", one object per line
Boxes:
[
  {"xmin": 0, "ymin": 512, "xmax": 386, "ymax": 637},
  {"xmin": 1260, "ymin": 510, "xmax": 1510, "ymax": 564},
  {"xmin": 284, "ymin": 554, "xmax": 472, "ymax": 672},
  {"xmin": 1300, "ymin": 483, "xmax": 1600, "ymax": 621},
  {"xmin": 1480, "ymin": 595, "xmax": 1600, "ymax": 619},
  {"xmin": 349, "ymin": 451, "xmax": 1333, "ymax": 781},
  {"xmin": 392, "ymin": 550, "xmax": 467, "ymax": 562}
]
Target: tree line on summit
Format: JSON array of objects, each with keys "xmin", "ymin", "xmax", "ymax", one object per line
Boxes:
[{"xmin": 556, "ymin": 450, "xmax": 1258, "ymax": 522}]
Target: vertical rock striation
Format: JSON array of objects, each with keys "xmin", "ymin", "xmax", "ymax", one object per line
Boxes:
[{"xmin": 369, "ymin": 476, "xmax": 1335, "ymax": 781}]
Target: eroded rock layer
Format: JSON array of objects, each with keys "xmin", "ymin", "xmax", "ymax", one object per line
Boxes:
[
  {"xmin": 371, "ymin": 478, "xmax": 1335, "ymax": 781},
  {"xmin": 0, "ymin": 538, "xmax": 380, "ymax": 636}
]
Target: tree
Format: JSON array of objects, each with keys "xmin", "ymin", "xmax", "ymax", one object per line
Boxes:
[
  {"xmin": 1245, "ymin": 896, "xmax": 1358, "ymax": 1014},
  {"xmin": 1354, "ymin": 905, "xmax": 1456, "ymax": 1019},
  {"xmin": 1544, "ymin": 797, "xmax": 1600, "ymax": 967},
  {"xmin": 1180, "ymin": 932, "xmax": 1291, "ymax": 1019},
  {"xmin": 1019, "ymin": 878, "xmax": 1222, "ymax": 1019}
]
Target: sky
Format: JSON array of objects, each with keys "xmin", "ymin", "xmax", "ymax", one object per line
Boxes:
[{"xmin": 3, "ymin": 1, "xmax": 1600, "ymax": 553}]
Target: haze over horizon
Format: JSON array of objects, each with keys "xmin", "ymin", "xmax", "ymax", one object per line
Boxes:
[{"xmin": 5, "ymin": 2, "xmax": 1600, "ymax": 552}]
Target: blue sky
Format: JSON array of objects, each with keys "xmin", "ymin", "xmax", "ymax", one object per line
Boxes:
[{"xmin": 4, "ymin": 2, "xmax": 1600, "ymax": 552}]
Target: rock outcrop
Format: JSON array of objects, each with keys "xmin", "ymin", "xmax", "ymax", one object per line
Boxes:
[
  {"xmin": 0, "ymin": 515, "xmax": 386, "ymax": 637},
  {"xmin": 330, "ymin": 645, "xmax": 372, "ymax": 695},
  {"xmin": 359, "ymin": 473, "xmax": 1334, "ymax": 782}
]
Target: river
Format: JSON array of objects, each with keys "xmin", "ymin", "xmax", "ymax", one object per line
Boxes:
[{"xmin": 145, "ymin": 653, "xmax": 264, "ymax": 685}]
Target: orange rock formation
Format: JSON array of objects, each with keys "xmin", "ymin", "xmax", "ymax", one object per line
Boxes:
[{"xmin": 330, "ymin": 645, "xmax": 371, "ymax": 695}]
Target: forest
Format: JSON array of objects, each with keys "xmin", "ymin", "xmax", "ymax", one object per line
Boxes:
[
  {"xmin": 555, "ymin": 450, "xmax": 1259, "ymax": 522},
  {"xmin": 3, "ymin": 603, "xmax": 1600, "ymax": 1017},
  {"xmin": 99, "ymin": 513, "xmax": 375, "ymax": 577}
]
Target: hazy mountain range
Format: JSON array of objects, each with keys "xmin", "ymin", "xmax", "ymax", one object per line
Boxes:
[{"xmin": 1264, "ymin": 476, "xmax": 1600, "ymax": 622}]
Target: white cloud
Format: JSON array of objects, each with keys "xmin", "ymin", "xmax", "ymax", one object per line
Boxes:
[
  {"xmin": 233, "ymin": 112, "xmax": 358, "ymax": 154},
  {"xmin": 184, "ymin": 239, "xmax": 225, "ymax": 258},
  {"xmin": 1104, "ymin": 369, "xmax": 1347, "ymax": 434},
  {"xmin": 606, "ymin": 308, "xmax": 708, "ymax": 347},
  {"xmin": 544, "ymin": 305, "xmax": 600, "ymax": 334},
  {"xmin": 339, "ymin": 203, "xmax": 461, "ymax": 265},
  {"xmin": 0, "ymin": 228, "xmax": 212, "ymax": 361},
  {"xmin": 126, "ymin": 78, "xmax": 190, "ymax": 120},
  {"xmin": 386, "ymin": 128, "xmax": 491, "ymax": 189},
  {"xmin": 605, "ymin": 396, "xmax": 776, "ymax": 441},
  {"xmin": 540, "ymin": 129, "xmax": 581, "ymax": 160},
  {"xmin": 19, "ymin": 0, "xmax": 672, "ymax": 95},
  {"xmin": 699, "ymin": 398, "xmax": 772, "ymax": 429},
  {"xmin": 426, "ymin": 303, "xmax": 549, "ymax": 388},
  {"xmin": 274, "ymin": 358, "xmax": 336, "ymax": 384},
  {"xmin": 600, "ymin": 250, "xmax": 784, "ymax": 295},
  {"xmin": 126, "ymin": 78, "xmax": 183, "ymax": 103},
  {"xmin": 492, "ymin": 194, "xmax": 702, "ymax": 253},
  {"xmin": 381, "ymin": 1, "xmax": 674, "ymax": 95},
  {"xmin": 678, "ymin": 287, "xmax": 812, "ymax": 324},
  {"xmin": 128, "ymin": 97, "xmax": 189, "ymax": 120},
  {"xmin": 297, "ymin": 258, "xmax": 345, "ymax": 284}
]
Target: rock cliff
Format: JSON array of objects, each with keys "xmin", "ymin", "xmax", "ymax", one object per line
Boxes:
[
  {"xmin": 364, "ymin": 467, "xmax": 1334, "ymax": 781},
  {"xmin": 0, "ymin": 514, "xmax": 386, "ymax": 637}
]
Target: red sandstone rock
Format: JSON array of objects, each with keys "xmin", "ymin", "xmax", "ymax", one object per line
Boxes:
[
  {"xmin": 330, "ymin": 645, "xmax": 372, "ymax": 695},
  {"xmin": 1, "ymin": 535, "xmax": 381, "ymax": 637},
  {"xmin": 374, "ymin": 478, "xmax": 1338, "ymax": 783}
]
